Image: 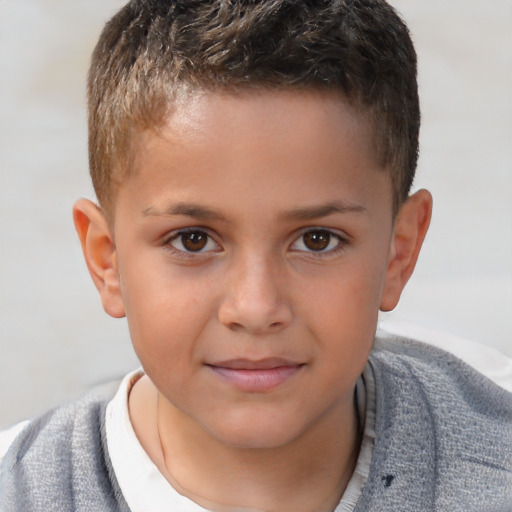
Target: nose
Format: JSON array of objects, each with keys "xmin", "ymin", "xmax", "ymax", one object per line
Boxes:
[{"xmin": 217, "ymin": 253, "xmax": 293, "ymax": 335}]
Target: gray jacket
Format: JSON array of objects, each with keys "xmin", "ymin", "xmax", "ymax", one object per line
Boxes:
[{"xmin": 1, "ymin": 337, "xmax": 511, "ymax": 511}]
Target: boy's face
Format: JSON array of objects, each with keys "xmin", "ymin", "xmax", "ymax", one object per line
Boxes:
[{"xmin": 85, "ymin": 90, "xmax": 423, "ymax": 449}]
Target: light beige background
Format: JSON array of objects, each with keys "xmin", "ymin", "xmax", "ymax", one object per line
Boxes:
[{"xmin": 1, "ymin": 0, "xmax": 511, "ymax": 428}]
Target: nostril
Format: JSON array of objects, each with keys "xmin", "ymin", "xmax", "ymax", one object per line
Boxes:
[
  {"xmin": 226, "ymin": 322, "xmax": 244, "ymax": 332},
  {"xmin": 224, "ymin": 320, "xmax": 285, "ymax": 334}
]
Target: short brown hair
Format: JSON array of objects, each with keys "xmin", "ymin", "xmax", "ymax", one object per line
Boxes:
[{"xmin": 88, "ymin": 0, "xmax": 419, "ymax": 215}]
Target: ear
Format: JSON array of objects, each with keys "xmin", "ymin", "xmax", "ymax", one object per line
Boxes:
[
  {"xmin": 380, "ymin": 189, "xmax": 433, "ymax": 312},
  {"xmin": 73, "ymin": 199, "xmax": 126, "ymax": 318}
]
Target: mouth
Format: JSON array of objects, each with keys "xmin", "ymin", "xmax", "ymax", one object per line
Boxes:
[{"xmin": 206, "ymin": 358, "xmax": 305, "ymax": 392}]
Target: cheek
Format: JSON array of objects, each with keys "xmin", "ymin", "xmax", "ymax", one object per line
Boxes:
[
  {"xmin": 302, "ymin": 256, "xmax": 388, "ymax": 361},
  {"xmin": 308, "ymin": 257, "xmax": 385, "ymax": 322},
  {"xmin": 118, "ymin": 259, "xmax": 213, "ymax": 374}
]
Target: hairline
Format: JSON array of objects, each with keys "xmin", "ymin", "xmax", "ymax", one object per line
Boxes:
[{"xmin": 101, "ymin": 83, "xmax": 402, "ymax": 225}]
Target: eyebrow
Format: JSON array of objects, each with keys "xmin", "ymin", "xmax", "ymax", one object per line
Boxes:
[
  {"xmin": 142, "ymin": 202, "xmax": 228, "ymax": 221},
  {"xmin": 280, "ymin": 201, "xmax": 367, "ymax": 220},
  {"xmin": 141, "ymin": 199, "xmax": 366, "ymax": 222}
]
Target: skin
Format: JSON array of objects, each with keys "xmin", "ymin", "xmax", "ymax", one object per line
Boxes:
[{"xmin": 74, "ymin": 89, "xmax": 432, "ymax": 512}]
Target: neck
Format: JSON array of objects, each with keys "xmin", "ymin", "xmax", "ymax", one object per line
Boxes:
[{"xmin": 155, "ymin": 389, "xmax": 360, "ymax": 512}]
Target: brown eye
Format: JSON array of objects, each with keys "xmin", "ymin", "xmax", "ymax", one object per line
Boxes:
[
  {"xmin": 290, "ymin": 229, "xmax": 346, "ymax": 255},
  {"xmin": 181, "ymin": 231, "xmax": 208, "ymax": 251},
  {"xmin": 302, "ymin": 230, "xmax": 332, "ymax": 251},
  {"xmin": 169, "ymin": 230, "xmax": 218, "ymax": 254}
]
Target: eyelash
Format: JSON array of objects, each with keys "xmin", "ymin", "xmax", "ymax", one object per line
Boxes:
[
  {"xmin": 290, "ymin": 228, "xmax": 349, "ymax": 259},
  {"xmin": 163, "ymin": 227, "xmax": 349, "ymax": 259},
  {"xmin": 164, "ymin": 228, "xmax": 220, "ymax": 258}
]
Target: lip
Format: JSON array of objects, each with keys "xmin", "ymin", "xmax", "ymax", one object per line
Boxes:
[{"xmin": 206, "ymin": 358, "xmax": 304, "ymax": 392}]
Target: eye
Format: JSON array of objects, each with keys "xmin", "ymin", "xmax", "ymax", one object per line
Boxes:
[
  {"xmin": 290, "ymin": 229, "xmax": 346, "ymax": 254},
  {"xmin": 168, "ymin": 229, "xmax": 219, "ymax": 253}
]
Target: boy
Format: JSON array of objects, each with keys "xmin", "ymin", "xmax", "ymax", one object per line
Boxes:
[{"xmin": 1, "ymin": 0, "xmax": 511, "ymax": 511}]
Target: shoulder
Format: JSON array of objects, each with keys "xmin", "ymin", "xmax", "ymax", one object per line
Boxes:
[
  {"xmin": 0, "ymin": 421, "xmax": 29, "ymax": 468},
  {"xmin": 370, "ymin": 332, "xmax": 512, "ymax": 416},
  {"xmin": 0, "ymin": 392, "xmax": 108, "ymax": 478},
  {"xmin": 359, "ymin": 332, "xmax": 512, "ymax": 510},
  {"xmin": 0, "ymin": 386, "xmax": 128, "ymax": 512},
  {"xmin": 378, "ymin": 323, "xmax": 512, "ymax": 392},
  {"xmin": 0, "ymin": 379, "xmax": 122, "ymax": 464},
  {"xmin": 1, "ymin": 380, "xmax": 119, "ymax": 464}
]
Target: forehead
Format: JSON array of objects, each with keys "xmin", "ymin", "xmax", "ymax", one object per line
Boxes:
[
  {"xmin": 117, "ymin": 89, "xmax": 390, "ymax": 222},
  {"xmin": 148, "ymin": 88, "xmax": 375, "ymax": 154},
  {"xmin": 131, "ymin": 89, "xmax": 379, "ymax": 169}
]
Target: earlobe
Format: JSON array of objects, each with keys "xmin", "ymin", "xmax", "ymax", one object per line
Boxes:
[
  {"xmin": 380, "ymin": 189, "xmax": 433, "ymax": 312},
  {"xmin": 73, "ymin": 199, "xmax": 126, "ymax": 318}
]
